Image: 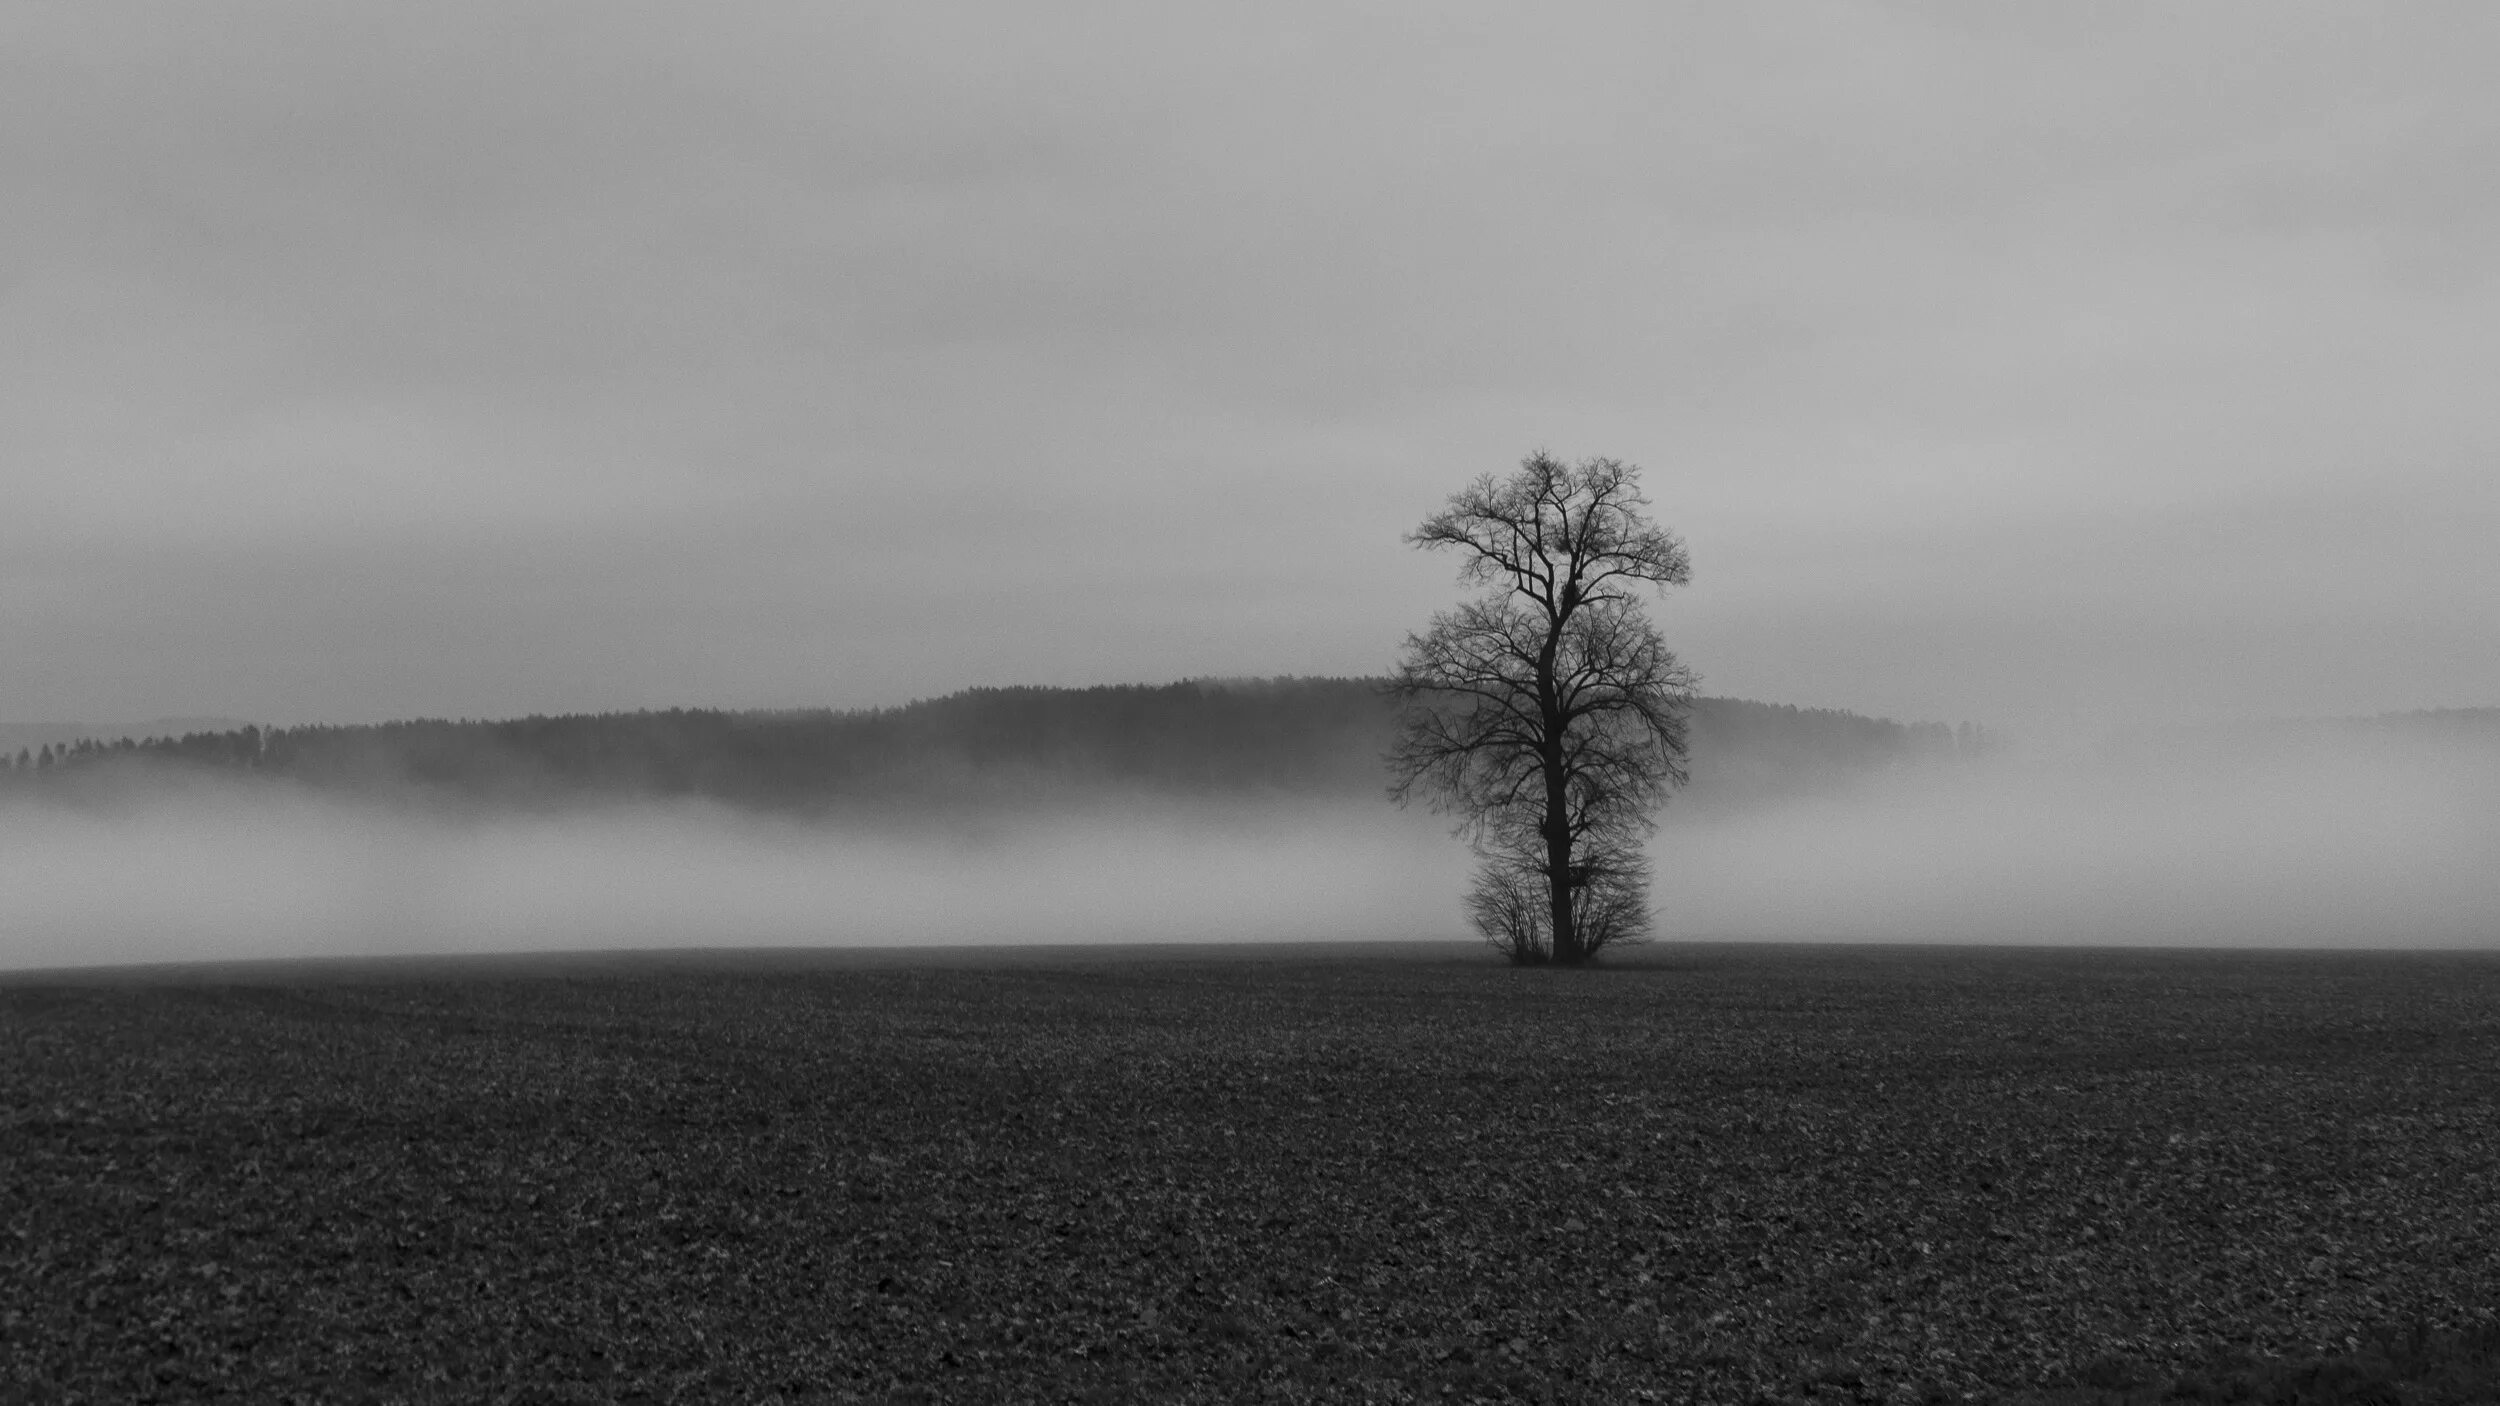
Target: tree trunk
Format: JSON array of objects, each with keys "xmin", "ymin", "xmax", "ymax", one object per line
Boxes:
[
  {"xmin": 1543, "ymin": 774, "xmax": 1578, "ymax": 965},
  {"xmin": 1535, "ymin": 616, "xmax": 1579, "ymax": 966}
]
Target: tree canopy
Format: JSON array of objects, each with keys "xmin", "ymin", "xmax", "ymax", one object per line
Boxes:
[{"xmin": 1389, "ymin": 452, "xmax": 1697, "ymax": 964}]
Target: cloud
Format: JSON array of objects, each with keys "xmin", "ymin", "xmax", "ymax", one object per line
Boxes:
[{"xmin": 3, "ymin": 2, "xmax": 2494, "ymax": 726}]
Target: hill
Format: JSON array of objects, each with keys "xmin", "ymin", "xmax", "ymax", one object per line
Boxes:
[{"xmin": 1, "ymin": 679, "xmax": 1990, "ymax": 814}]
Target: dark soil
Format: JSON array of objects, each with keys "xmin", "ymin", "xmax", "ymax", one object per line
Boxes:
[{"xmin": 5, "ymin": 942, "xmax": 2497, "ymax": 1403}]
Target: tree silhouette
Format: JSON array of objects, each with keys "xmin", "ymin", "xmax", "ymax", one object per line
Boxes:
[{"xmin": 1389, "ymin": 453, "xmax": 1697, "ymax": 965}]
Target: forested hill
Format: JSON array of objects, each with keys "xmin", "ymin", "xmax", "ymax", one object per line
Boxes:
[{"xmin": 1, "ymin": 679, "xmax": 1996, "ymax": 814}]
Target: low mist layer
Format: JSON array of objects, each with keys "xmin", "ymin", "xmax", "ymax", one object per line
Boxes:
[
  {"xmin": 1662, "ymin": 733, "xmax": 2500, "ymax": 947},
  {"xmin": 0, "ymin": 788, "xmax": 1466, "ymax": 972},
  {"xmin": 4, "ymin": 720, "xmax": 2494, "ymax": 972}
]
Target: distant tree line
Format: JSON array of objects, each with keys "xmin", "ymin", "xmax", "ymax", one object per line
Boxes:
[{"xmin": 0, "ymin": 679, "xmax": 2010, "ymax": 813}]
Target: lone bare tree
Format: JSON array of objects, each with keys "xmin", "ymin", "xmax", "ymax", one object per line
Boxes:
[{"xmin": 1389, "ymin": 452, "xmax": 1697, "ymax": 965}]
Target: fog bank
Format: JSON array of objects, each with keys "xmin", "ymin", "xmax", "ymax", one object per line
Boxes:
[
  {"xmin": 1658, "ymin": 734, "xmax": 2500, "ymax": 947},
  {"xmin": 4, "ymin": 725, "xmax": 2495, "ymax": 973},
  {"xmin": 0, "ymin": 788, "xmax": 1465, "ymax": 973}
]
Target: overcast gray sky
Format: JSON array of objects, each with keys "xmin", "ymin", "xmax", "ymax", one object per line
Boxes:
[{"xmin": 6, "ymin": 2, "xmax": 2495, "ymax": 732}]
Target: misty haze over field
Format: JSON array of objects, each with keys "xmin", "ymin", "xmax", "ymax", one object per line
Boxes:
[
  {"xmin": 0, "ymin": 788, "xmax": 1466, "ymax": 972},
  {"xmin": 5, "ymin": 691, "xmax": 2494, "ymax": 972}
]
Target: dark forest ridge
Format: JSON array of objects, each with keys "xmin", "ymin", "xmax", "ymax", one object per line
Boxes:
[
  {"xmin": 1, "ymin": 679, "xmax": 1996, "ymax": 814},
  {"xmin": 0, "ymin": 717, "xmax": 256, "ymax": 754},
  {"xmin": 9, "ymin": 681, "xmax": 2494, "ymax": 817}
]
